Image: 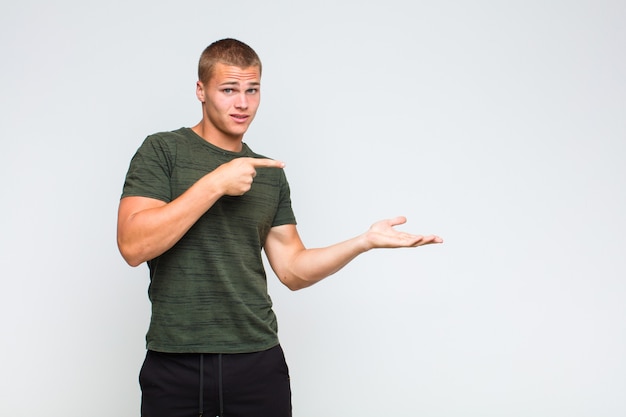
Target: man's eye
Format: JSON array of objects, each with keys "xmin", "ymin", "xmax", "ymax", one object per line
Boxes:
[
  {"xmin": 223, "ymin": 88, "xmax": 234, "ymax": 94},
  {"xmin": 247, "ymin": 88, "xmax": 258, "ymax": 94}
]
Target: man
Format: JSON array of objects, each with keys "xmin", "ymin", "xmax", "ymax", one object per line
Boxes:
[{"xmin": 118, "ymin": 38, "xmax": 442, "ymax": 417}]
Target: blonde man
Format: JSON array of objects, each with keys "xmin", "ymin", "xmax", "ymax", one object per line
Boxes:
[{"xmin": 118, "ymin": 38, "xmax": 442, "ymax": 417}]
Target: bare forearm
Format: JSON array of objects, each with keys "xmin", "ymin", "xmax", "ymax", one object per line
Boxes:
[
  {"xmin": 267, "ymin": 218, "xmax": 443, "ymax": 291},
  {"xmin": 281, "ymin": 235, "xmax": 370, "ymax": 290},
  {"xmin": 117, "ymin": 175, "xmax": 223, "ymax": 266}
]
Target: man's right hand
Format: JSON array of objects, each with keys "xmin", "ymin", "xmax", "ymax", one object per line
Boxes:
[{"xmin": 213, "ymin": 157, "xmax": 285, "ymax": 196}]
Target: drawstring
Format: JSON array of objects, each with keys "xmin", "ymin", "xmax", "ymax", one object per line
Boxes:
[
  {"xmin": 199, "ymin": 353, "xmax": 224, "ymax": 417},
  {"xmin": 199, "ymin": 354, "xmax": 204, "ymax": 417},
  {"xmin": 218, "ymin": 353, "xmax": 224, "ymax": 417}
]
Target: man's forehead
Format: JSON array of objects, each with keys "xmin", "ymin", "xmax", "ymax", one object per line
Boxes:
[{"xmin": 213, "ymin": 63, "xmax": 260, "ymax": 83}]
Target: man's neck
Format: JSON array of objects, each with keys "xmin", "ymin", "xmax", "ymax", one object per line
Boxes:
[{"xmin": 191, "ymin": 122, "xmax": 243, "ymax": 152}]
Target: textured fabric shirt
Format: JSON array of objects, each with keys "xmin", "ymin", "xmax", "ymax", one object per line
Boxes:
[{"xmin": 121, "ymin": 127, "xmax": 296, "ymax": 353}]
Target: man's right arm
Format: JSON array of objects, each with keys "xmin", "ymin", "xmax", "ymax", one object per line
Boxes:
[
  {"xmin": 117, "ymin": 175, "xmax": 223, "ymax": 267},
  {"xmin": 117, "ymin": 157, "xmax": 285, "ymax": 266}
]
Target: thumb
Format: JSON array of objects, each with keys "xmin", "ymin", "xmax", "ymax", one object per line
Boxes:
[{"xmin": 388, "ymin": 216, "xmax": 408, "ymax": 227}]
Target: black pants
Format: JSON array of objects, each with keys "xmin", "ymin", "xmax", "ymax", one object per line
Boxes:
[{"xmin": 139, "ymin": 345, "xmax": 292, "ymax": 417}]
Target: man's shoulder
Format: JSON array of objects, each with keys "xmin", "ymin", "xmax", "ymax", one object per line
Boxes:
[
  {"xmin": 138, "ymin": 127, "xmax": 196, "ymax": 156},
  {"xmin": 145, "ymin": 127, "xmax": 191, "ymax": 143}
]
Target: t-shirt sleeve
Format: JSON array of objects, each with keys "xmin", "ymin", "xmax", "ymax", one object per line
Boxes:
[
  {"xmin": 272, "ymin": 169, "xmax": 297, "ymax": 227},
  {"xmin": 121, "ymin": 135, "xmax": 174, "ymax": 203}
]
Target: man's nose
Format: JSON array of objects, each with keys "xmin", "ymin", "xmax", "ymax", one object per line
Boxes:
[{"xmin": 235, "ymin": 93, "xmax": 248, "ymax": 109}]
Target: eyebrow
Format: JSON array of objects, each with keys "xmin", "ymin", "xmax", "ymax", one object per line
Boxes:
[{"xmin": 219, "ymin": 81, "xmax": 260, "ymax": 87}]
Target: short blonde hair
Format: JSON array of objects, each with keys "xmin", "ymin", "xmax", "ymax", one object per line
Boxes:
[{"xmin": 198, "ymin": 38, "xmax": 262, "ymax": 84}]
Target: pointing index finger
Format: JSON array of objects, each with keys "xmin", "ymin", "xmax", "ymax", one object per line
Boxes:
[{"xmin": 251, "ymin": 158, "xmax": 285, "ymax": 169}]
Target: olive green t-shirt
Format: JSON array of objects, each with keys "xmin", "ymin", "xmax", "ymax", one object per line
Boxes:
[{"xmin": 121, "ymin": 127, "xmax": 296, "ymax": 353}]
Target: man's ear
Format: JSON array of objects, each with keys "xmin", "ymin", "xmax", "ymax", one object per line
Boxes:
[{"xmin": 196, "ymin": 81, "xmax": 205, "ymax": 103}]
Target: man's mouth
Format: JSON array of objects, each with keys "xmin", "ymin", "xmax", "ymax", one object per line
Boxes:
[{"xmin": 231, "ymin": 114, "xmax": 249, "ymax": 122}]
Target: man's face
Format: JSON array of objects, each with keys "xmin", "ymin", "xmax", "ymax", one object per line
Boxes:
[{"xmin": 197, "ymin": 62, "xmax": 261, "ymax": 142}]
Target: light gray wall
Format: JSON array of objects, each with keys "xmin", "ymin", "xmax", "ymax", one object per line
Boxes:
[{"xmin": 1, "ymin": 1, "xmax": 625, "ymax": 416}]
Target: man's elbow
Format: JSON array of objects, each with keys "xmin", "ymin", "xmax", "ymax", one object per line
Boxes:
[
  {"xmin": 117, "ymin": 238, "xmax": 146, "ymax": 267},
  {"xmin": 123, "ymin": 255, "xmax": 144, "ymax": 268},
  {"xmin": 281, "ymin": 274, "xmax": 314, "ymax": 291}
]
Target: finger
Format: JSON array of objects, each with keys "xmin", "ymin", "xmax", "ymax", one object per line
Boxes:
[
  {"xmin": 416, "ymin": 235, "xmax": 444, "ymax": 245},
  {"xmin": 250, "ymin": 158, "xmax": 285, "ymax": 169}
]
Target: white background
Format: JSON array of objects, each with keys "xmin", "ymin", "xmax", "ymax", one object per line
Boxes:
[{"xmin": 1, "ymin": 1, "xmax": 625, "ymax": 416}]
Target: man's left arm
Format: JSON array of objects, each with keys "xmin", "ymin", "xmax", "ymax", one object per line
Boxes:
[{"xmin": 263, "ymin": 216, "xmax": 443, "ymax": 291}]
